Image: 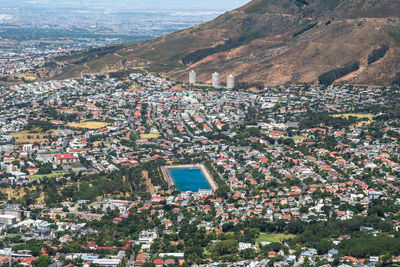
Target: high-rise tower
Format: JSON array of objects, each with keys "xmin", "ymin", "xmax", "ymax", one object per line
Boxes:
[
  {"xmin": 212, "ymin": 72, "xmax": 220, "ymax": 87},
  {"xmin": 227, "ymin": 74, "xmax": 235, "ymax": 89},
  {"xmin": 189, "ymin": 70, "xmax": 196, "ymax": 85}
]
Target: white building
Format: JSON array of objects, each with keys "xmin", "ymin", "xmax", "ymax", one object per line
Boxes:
[
  {"xmin": 23, "ymin": 144, "xmax": 33, "ymax": 152},
  {"xmin": 92, "ymin": 259, "xmax": 121, "ymax": 267},
  {"xmin": 189, "ymin": 70, "xmax": 196, "ymax": 85},
  {"xmin": 238, "ymin": 242, "xmax": 256, "ymax": 251},
  {"xmin": 227, "ymin": 74, "xmax": 235, "ymax": 89},
  {"xmin": 0, "ymin": 215, "xmax": 16, "ymax": 225},
  {"xmin": 212, "ymin": 72, "xmax": 220, "ymax": 87}
]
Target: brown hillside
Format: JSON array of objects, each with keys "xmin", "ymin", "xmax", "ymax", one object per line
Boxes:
[{"xmin": 55, "ymin": 0, "xmax": 400, "ymax": 86}]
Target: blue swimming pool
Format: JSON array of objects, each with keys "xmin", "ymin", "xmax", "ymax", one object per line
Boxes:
[{"xmin": 168, "ymin": 168, "xmax": 211, "ymax": 192}]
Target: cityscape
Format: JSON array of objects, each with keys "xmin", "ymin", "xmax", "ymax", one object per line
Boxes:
[{"xmin": 1, "ymin": 0, "xmax": 400, "ymax": 267}]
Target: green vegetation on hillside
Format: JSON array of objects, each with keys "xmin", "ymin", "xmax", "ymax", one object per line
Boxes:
[
  {"xmin": 368, "ymin": 45, "xmax": 389, "ymax": 64},
  {"xmin": 318, "ymin": 62, "xmax": 360, "ymax": 86},
  {"xmin": 181, "ymin": 31, "xmax": 259, "ymax": 65},
  {"xmin": 292, "ymin": 22, "xmax": 318, "ymax": 37}
]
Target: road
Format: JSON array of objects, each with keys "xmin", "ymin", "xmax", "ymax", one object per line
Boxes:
[{"xmin": 125, "ymin": 252, "xmax": 135, "ymax": 267}]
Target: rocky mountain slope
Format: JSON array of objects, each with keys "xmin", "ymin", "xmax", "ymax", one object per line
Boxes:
[{"xmin": 56, "ymin": 0, "xmax": 400, "ymax": 87}]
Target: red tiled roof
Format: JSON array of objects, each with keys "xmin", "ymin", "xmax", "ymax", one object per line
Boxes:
[{"xmin": 55, "ymin": 153, "xmax": 77, "ymax": 160}]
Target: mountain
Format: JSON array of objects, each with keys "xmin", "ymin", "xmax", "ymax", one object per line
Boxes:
[{"xmin": 55, "ymin": 0, "xmax": 400, "ymax": 87}]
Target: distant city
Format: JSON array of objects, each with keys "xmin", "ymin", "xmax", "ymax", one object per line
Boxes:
[{"xmin": 0, "ymin": 0, "xmax": 250, "ymax": 37}]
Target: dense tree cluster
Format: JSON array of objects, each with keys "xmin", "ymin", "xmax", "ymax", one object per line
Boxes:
[
  {"xmin": 299, "ymin": 112, "xmax": 361, "ymax": 129},
  {"xmin": 14, "ymin": 165, "xmax": 149, "ymax": 207},
  {"xmin": 339, "ymin": 236, "xmax": 400, "ymax": 258},
  {"xmin": 25, "ymin": 120, "xmax": 57, "ymax": 132}
]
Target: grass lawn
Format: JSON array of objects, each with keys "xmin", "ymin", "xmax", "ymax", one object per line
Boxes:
[
  {"xmin": 140, "ymin": 132, "xmax": 160, "ymax": 139},
  {"xmin": 257, "ymin": 233, "xmax": 296, "ymax": 243},
  {"xmin": 30, "ymin": 173, "xmax": 67, "ymax": 180},
  {"xmin": 68, "ymin": 121, "xmax": 110, "ymax": 129}
]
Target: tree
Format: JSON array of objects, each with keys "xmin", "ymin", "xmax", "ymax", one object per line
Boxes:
[
  {"xmin": 240, "ymin": 248, "xmax": 256, "ymax": 259},
  {"xmin": 209, "ymin": 239, "xmax": 238, "ymax": 256},
  {"xmin": 32, "ymin": 256, "xmax": 51, "ymax": 267},
  {"xmin": 315, "ymin": 240, "xmax": 332, "ymax": 254}
]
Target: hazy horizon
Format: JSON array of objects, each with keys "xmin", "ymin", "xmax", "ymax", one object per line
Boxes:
[{"xmin": 4, "ymin": 0, "xmax": 251, "ymax": 11}]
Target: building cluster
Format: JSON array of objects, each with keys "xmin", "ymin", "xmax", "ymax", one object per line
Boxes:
[
  {"xmin": 0, "ymin": 73, "xmax": 399, "ymax": 266},
  {"xmin": 189, "ymin": 71, "xmax": 235, "ymax": 89}
]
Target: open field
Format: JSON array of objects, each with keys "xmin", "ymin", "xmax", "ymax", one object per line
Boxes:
[
  {"xmin": 11, "ymin": 130, "xmax": 58, "ymax": 144},
  {"xmin": 140, "ymin": 132, "xmax": 160, "ymax": 139},
  {"xmin": 0, "ymin": 187, "xmax": 27, "ymax": 200},
  {"xmin": 332, "ymin": 113, "xmax": 374, "ymax": 127},
  {"xmin": 331, "ymin": 113, "xmax": 374, "ymax": 119},
  {"xmin": 256, "ymin": 233, "xmax": 296, "ymax": 243},
  {"xmin": 30, "ymin": 173, "xmax": 67, "ymax": 180},
  {"xmin": 68, "ymin": 121, "xmax": 110, "ymax": 129},
  {"xmin": 16, "ymin": 73, "xmax": 37, "ymax": 81}
]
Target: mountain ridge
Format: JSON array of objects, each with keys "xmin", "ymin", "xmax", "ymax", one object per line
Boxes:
[{"xmin": 55, "ymin": 0, "xmax": 400, "ymax": 87}]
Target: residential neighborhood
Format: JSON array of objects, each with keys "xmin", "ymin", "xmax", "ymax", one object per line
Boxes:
[{"xmin": 0, "ymin": 73, "xmax": 400, "ymax": 266}]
